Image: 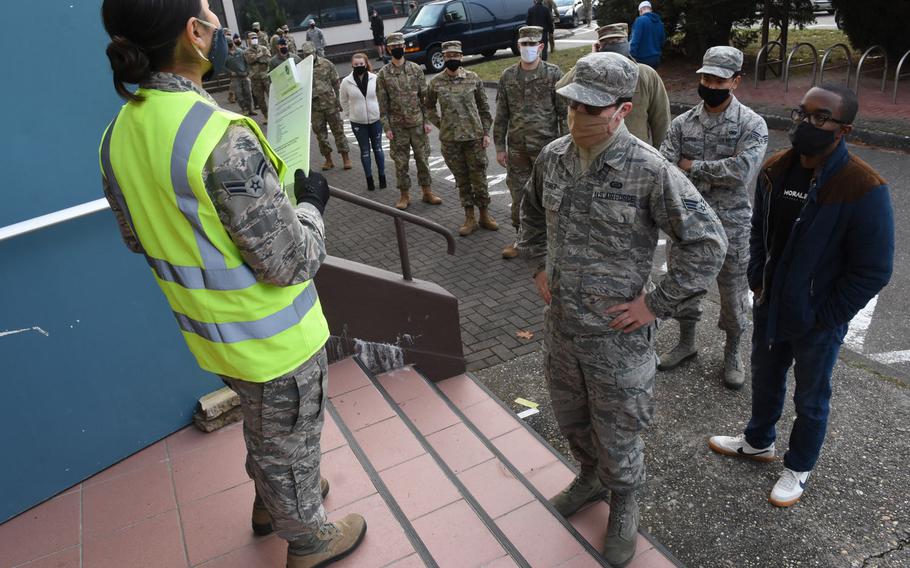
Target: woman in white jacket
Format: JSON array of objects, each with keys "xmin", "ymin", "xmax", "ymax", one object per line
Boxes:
[{"xmin": 339, "ymin": 53, "xmax": 386, "ymax": 191}]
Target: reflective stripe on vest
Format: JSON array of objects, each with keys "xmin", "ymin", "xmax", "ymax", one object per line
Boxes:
[{"xmin": 100, "ymin": 90, "xmax": 328, "ymax": 381}]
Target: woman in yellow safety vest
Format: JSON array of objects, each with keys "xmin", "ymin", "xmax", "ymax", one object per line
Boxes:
[{"xmin": 99, "ymin": 1, "xmax": 366, "ymax": 565}]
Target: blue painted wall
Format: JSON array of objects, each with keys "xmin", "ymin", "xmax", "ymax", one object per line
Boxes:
[{"xmin": 0, "ymin": 1, "xmax": 222, "ymax": 522}]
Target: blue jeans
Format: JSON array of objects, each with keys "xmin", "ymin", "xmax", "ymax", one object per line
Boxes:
[
  {"xmin": 744, "ymin": 304, "xmax": 846, "ymax": 472},
  {"xmin": 350, "ymin": 120, "xmax": 385, "ymax": 178}
]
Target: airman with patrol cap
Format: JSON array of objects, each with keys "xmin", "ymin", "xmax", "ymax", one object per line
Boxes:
[
  {"xmin": 494, "ymin": 25, "xmax": 567, "ymax": 259},
  {"xmin": 658, "ymin": 46, "xmax": 769, "ymax": 389},
  {"xmin": 519, "ymin": 52, "xmax": 727, "ymax": 566}
]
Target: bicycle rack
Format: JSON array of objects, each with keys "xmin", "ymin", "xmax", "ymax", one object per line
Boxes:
[
  {"xmin": 754, "ymin": 41, "xmax": 784, "ymax": 88},
  {"xmin": 818, "ymin": 43, "xmax": 853, "ymax": 86},
  {"xmin": 893, "ymin": 48, "xmax": 910, "ymax": 103},
  {"xmin": 783, "ymin": 42, "xmax": 818, "ymax": 92},
  {"xmin": 854, "ymin": 45, "xmax": 888, "ymax": 102}
]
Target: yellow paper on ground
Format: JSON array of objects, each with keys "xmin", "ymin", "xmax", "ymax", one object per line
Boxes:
[
  {"xmin": 267, "ymin": 55, "xmax": 314, "ymax": 192},
  {"xmin": 514, "ymin": 398, "xmax": 539, "ymax": 409}
]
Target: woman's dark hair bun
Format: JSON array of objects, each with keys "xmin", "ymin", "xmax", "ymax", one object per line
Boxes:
[{"xmin": 107, "ymin": 36, "xmax": 150, "ymax": 86}]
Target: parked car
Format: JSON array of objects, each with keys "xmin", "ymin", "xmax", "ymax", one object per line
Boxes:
[
  {"xmin": 397, "ymin": 0, "xmax": 527, "ymax": 72},
  {"xmin": 555, "ymin": 0, "xmax": 588, "ymax": 28},
  {"xmin": 810, "ymin": 0, "xmax": 835, "ymax": 14}
]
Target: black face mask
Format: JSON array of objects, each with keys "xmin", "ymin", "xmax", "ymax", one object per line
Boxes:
[
  {"xmin": 698, "ymin": 84, "xmax": 730, "ymax": 108},
  {"xmin": 391, "ymin": 47, "xmax": 405, "ymax": 59},
  {"xmin": 279, "ymin": 47, "xmax": 289, "ymax": 55},
  {"xmin": 788, "ymin": 121, "xmax": 838, "ymax": 157},
  {"xmin": 353, "ymin": 66, "xmax": 367, "ymax": 77},
  {"xmin": 444, "ymin": 59, "xmax": 461, "ymax": 71},
  {"xmin": 233, "ymin": 40, "xmax": 242, "ymax": 46}
]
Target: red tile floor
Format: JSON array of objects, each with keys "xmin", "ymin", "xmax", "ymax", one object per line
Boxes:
[{"xmin": 0, "ymin": 360, "xmax": 679, "ymax": 568}]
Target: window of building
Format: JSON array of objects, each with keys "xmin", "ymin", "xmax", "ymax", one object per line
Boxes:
[
  {"xmin": 366, "ymin": 0, "xmax": 408, "ymax": 20},
  {"xmin": 233, "ymin": 0, "xmax": 361, "ymax": 33}
]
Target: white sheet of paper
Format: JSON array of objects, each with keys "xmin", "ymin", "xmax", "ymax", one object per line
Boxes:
[{"xmin": 266, "ymin": 56, "xmax": 314, "ymax": 192}]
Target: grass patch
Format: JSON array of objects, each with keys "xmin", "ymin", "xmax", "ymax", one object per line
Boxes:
[{"xmin": 470, "ymin": 46, "xmax": 590, "ymax": 83}]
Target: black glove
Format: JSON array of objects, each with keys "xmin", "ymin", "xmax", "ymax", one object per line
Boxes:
[{"xmin": 294, "ymin": 169, "xmax": 330, "ymax": 215}]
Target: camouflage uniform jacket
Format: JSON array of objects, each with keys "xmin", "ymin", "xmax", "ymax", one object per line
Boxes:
[
  {"xmin": 257, "ymin": 31, "xmax": 270, "ymax": 49},
  {"xmin": 519, "ymin": 124, "xmax": 728, "ymax": 334},
  {"xmin": 244, "ymin": 44, "xmax": 272, "ymax": 78},
  {"xmin": 493, "ymin": 61, "xmax": 567, "ymax": 154},
  {"xmin": 376, "ymin": 60, "xmax": 428, "ymax": 130},
  {"xmin": 312, "ymin": 57, "xmax": 342, "ymax": 112},
  {"xmin": 425, "ymin": 67, "xmax": 492, "ymax": 142},
  {"xmin": 659, "ymin": 95, "xmax": 769, "ymax": 229},
  {"xmin": 226, "ymin": 47, "xmax": 249, "ymax": 76},
  {"xmin": 269, "ymin": 53, "xmax": 301, "ymax": 72},
  {"xmin": 101, "ymin": 72, "xmax": 326, "ymax": 287},
  {"xmin": 286, "ymin": 35, "xmax": 298, "ymax": 55}
]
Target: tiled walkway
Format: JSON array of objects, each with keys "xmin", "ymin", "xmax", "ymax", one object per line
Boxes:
[{"xmin": 0, "ymin": 358, "xmax": 679, "ymax": 568}]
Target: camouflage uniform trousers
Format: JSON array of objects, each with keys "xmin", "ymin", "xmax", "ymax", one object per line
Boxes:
[
  {"xmin": 312, "ymin": 107, "xmax": 350, "ymax": 157},
  {"xmin": 440, "ymin": 139, "xmax": 490, "ymax": 208},
  {"xmin": 505, "ymin": 145, "xmax": 540, "ymax": 229},
  {"xmin": 668, "ymin": 222, "xmax": 750, "ymax": 334},
  {"xmin": 230, "ymin": 76, "xmax": 254, "ymax": 114},
  {"xmin": 250, "ymin": 75, "xmax": 270, "ymax": 117},
  {"xmin": 389, "ymin": 125, "xmax": 432, "ymax": 191},
  {"xmin": 543, "ymin": 308, "xmax": 657, "ymax": 492},
  {"xmin": 222, "ymin": 349, "xmax": 328, "ymax": 547}
]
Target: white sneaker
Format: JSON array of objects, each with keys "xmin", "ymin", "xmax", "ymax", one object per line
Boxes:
[
  {"xmin": 707, "ymin": 434, "xmax": 776, "ymax": 462},
  {"xmin": 769, "ymin": 468, "xmax": 810, "ymax": 507}
]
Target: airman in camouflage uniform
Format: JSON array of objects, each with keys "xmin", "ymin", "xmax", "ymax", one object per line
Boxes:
[
  {"xmin": 302, "ymin": 41, "xmax": 352, "ymax": 171},
  {"xmin": 226, "ymin": 37, "xmax": 255, "ymax": 116},
  {"xmin": 556, "ymin": 23, "xmax": 671, "ymax": 147},
  {"xmin": 494, "ymin": 26, "xmax": 566, "ymax": 259},
  {"xmin": 101, "ymin": 71, "xmax": 366, "ymax": 568},
  {"xmin": 283, "ymin": 26, "xmax": 298, "ymax": 55},
  {"xmin": 245, "ymin": 32, "xmax": 272, "ymax": 119},
  {"xmin": 518, "ymin": 53, "xmax": 727, "ymax": 566},
  {"xmin": 377, "ymin": 32, "xmax": 442, "ymax": 209},
  {"xmin": 252, "ymin": 22, "xmax": 270, "ymax": 52},
  {"xmin": 658, "ymin": 46, "xmax": 769, "ymax": 389},
  {"xmin": 425, "ymin": 40, "xmax": 496, "ymax": 236},
  {"xmin": 269, "ymin": 39, "xmax": 301, "ymax": 72}
]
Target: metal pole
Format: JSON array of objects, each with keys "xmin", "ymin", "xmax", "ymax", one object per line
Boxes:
[
  {"xmin": 759, "ymin": 0, "xmax": 771, "ymax": 81},
  {"xmin": 394, "ymin": 217, "xmax": 413, "ymax": 281}
]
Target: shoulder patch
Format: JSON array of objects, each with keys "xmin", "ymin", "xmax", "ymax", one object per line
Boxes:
[
  {"xmin": 682, "ymin": 197, "xmax": 707, "ymax": 212},
  {"xmin": 221, "ymin": 158, "xmax": 268, "ymax": 198}
]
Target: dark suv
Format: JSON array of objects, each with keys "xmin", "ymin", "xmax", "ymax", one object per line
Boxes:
[{"xmin": 396, "ymin": 0, "xmax": 528, "ymax": 72}]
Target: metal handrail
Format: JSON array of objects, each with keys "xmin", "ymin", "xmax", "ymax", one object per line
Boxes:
[
  {"xmin": 893, "ymin": 48, "xmax": 910, "ymax": 103},
  {"xmin": 784, "ymin": 42, "xmax": 818, "ymax": 92},
  {"xmin": 754, "ymin": 41, "xmax": 784, "ymax": 88},
  {"xmin": 0, "ymin": 198, "xmax": 110, "ymax": 243},
  {"xmin": 854, "ymin": 45, "xmax": 889, "ymax": 100},
  {"xmin": 819, "ymin": 43, "xmax": 853, "ymax": 86},
  {"xmin": 328, "ymin": 186, "xmax": 456, "ymax": 281}
]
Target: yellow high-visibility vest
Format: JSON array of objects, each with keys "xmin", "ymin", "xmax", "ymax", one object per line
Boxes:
[{"xmin": 99, "ymin": 88, "xmax": 329, "ymax": 382}]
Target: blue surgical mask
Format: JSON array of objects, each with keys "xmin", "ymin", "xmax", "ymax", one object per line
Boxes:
[{"xmin": 194, "ymin": 18, "xmax": 229, "ymax": 81}]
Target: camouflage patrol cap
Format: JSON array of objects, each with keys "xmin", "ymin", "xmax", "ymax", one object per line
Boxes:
[
  {"xmin": 252, "ymin": 22, "xmax": 261, "ymax": 30},
  {"xmin": 387, "ymin": 32, "xmax": 405, "ymax": 46},
  {"xmin": 696, "ymin": 46, "xmax": 744, "ymax": 79},
  {"xmin": 597, "ymin": 23, "xmax": 628, "ymax": 42},
  {"xmin": 556, "ymin": 52, "xmax": 639, "ymax": 107},
  {"xmin": 518, "ymin": 26, "xmax": 544, "ymax": 43},
  {"xmin": 442, "ymin": 40, "xmax": 463, "ymax": 54},
  {"xmin": 300, "ymin": 41, "xmax": 316, "ymax": 57}
]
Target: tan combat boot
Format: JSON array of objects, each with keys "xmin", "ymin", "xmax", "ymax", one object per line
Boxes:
[
  {"xmin": 421, "ymin": 186, "xmax": 442, "ymax": 205},
  {"xmin": 459, "ymin": 207, "xmax": 478, "ymax": 236},
  {"xmin": 603, "ymin": 492, "xmax": 640, "ymax": 567},
  {"xmin": 287, "ymin": 514, "xmax": 367, "ymax": 568},
  {"xmin": 502, "ymin": 241, "xmax": 519, "ymax": 259},
  {"xmin": 251, "ymin": 478, "xmax": 330, "ymax": 536},
  {"xmin": 395, "ymin": 191, "xmax": 410, "ymax": 210},
  {"xmin": 321, "ymin": 154, "xmax": 335, "ymax": 171},
  {"xmin": 341, "ymin": 152, "xmax": 353, "ymax": 170},
  {"xmin": 658, "ymin": 320, "xmax": 698, "ymax": 371},
  {"xmin": 549, "ymin": 468, "xmax": 609, "ymax": 517},
  {"xmin": 478, "ymin": 207, "xmax": 499, "ymax": 231}
]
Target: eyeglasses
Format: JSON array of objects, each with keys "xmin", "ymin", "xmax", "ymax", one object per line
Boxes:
[
  {"xmin": 790, "ymin": 108, "xmax": 848, "ymax": 128},
  {"xmin": 569, "ymin": 100, "xmax": 609, "ymax": 115}
]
